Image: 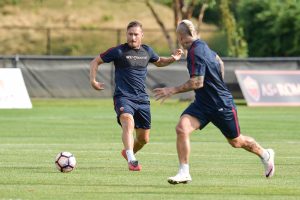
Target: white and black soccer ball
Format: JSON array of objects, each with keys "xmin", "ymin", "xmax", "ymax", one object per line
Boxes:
[{"xmin": 55, "ymin": 152, "xmax": 76, "ymax": 173}]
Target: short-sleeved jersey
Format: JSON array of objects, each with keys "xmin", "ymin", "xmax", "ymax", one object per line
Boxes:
[
  {"xmin": 187, "ymin": 39, "xmax": 234, "ymax": 110},
  {"xmin": 100, "ymin": 43, "xmax": 159, "ymax": 102}
]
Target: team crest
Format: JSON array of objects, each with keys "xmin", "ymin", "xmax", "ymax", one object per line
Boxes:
[{"xmin": 243, "ymin": 76, "xmax": 260, "ymax": 101}]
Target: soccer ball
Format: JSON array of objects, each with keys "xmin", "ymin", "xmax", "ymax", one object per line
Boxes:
[{"xmin": 55, "ymin": 152, "xmax": 76, "ymax": 173}]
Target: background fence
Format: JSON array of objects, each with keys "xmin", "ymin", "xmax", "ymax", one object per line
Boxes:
[
  {"xmin": 1, "ymin": 55, "xmax": 300, "ymax": 99},
  {"xmin": 0, "ymin": 26, "xmax": 222, "ymax": 56}
]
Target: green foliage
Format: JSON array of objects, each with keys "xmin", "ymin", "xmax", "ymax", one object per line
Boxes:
[
  {"xmin": 199, "ymin": 5, "xmax": 220, "ymax": 26},
  {"xmin": 192, "ymin": 0, "xmax": 220, "ymax": 25},
  {"xmin": 0, "ymin": 0, "xmax": 21, "ymax": 7},
  {"xmin": 238, "ymin": 0, "xmax": 300, "ymax": 56},
  {"xmin": 101, "ymin": 14, "xmax": 114, "ymax": 22},
  {"xmin": 206, "ymin": 31, "xmax": 228, "ymax": 56},
  {"xmin": 154, "ymin": 0, "xmax": 172, "ymax": 7},
  {"xmin": 157, "ymin": 0, "xmax": 220, "ymax": 25},
  {"xmin": 219, "ymin": 0, "xmax": 248, "ymax": 57}
]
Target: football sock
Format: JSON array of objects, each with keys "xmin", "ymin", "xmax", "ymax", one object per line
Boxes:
[
  {"xmin": 179, "ymin": 163, "xmax": 190, "ymax": 175},
  {"xmin": 261, "ymin": 149, "xmax": 270, "ymax": 161},
  {"xmin": 126, "ymin": 149, "xmax": 136, "ymax": 162}
]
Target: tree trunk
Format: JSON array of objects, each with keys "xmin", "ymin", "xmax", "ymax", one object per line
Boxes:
[
  {"xmin": 197, "ymin": 2, "xmax": 208, "ymax": 35},
  {"xmin": 173, "ymin": 0, "xmax": 181, "ymax": 48},
  {"xmin": 146, "ymin": 0, "xmax": 175, "ymax": 52},
  {"xmin": 179, "ymin": 0, "xmax": 196, "ymax": 19},
  {"xmin": 186, "ymin": 0, "xmax": 196, "ymax": 19}
]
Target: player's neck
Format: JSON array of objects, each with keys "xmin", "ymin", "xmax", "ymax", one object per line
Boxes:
[
  {"xmin": 133, "ymin": 46, "xmax": 141, "ymax": 49},
  {"xmin": 128, "ymin": 43, "xmax": 141, "ymax": 49},
  {"xmin": 185, "ymin": 38, "xmax": 197, "ymax": 49}
]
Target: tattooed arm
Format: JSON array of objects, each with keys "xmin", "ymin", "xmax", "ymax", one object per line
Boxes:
[{"xmin": 153, "ymin": 76, "xmax": 203, "ymax": 103}]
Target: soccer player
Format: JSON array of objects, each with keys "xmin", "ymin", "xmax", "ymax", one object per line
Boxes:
[
  {"xmin": 153, "ymin": 20, "xmax": 275, "ymax": 184},
  {"xmin": 90, "ymin": 21, "xmax": 183, "ymax": 171}
]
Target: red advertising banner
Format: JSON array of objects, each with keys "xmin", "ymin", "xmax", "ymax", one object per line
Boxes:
[{"xmin": 235, "ymin": 70, "xmax": 300, "ymax": 106}]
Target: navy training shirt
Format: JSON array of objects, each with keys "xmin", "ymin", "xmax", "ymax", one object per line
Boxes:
[
  {"xmin": 187, "ymin": 39, "xmax": 234, "ymax": 110},
  {"xmin": 100, "ymin": 43, "xmax": 159, "ymax": 102}
]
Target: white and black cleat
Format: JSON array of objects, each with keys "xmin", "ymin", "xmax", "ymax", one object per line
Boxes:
[
  {"xmin": 167, "ymin": 173, "xmax": 192, "ymax": 185},
  {"xmin": 262, "ymin": 149, "xmax": 275, "ymax": 178}
]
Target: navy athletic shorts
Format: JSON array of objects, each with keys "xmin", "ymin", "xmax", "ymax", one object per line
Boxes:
[
  {"xmin": 113, "ymin": 97, "xmax": 151, "ymax": 129},
  {"xmin": 182, "ymin": 102, "xmax": 240, "ymax": 139}
]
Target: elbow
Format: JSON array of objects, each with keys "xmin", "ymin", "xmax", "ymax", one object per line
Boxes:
[
  {"xmin": 191, "ymin": 82, "xmax": 203, "ymax": 90},
  {"xmin": 189, "ymin": 78, "xmax": 204, "ymax": 90},
  {"xmin": 90, "ymin": 59, "xmax": 101, "ymax": 71},
  {"xmin": 194, "ymin": 84, "xmax": 203, "ymax": 90},
  {"xmin": 90, "ymin": 57, "xmax": 102, "ymax": 68},
  {"xmin": 219, "ymin": 60, "xmax": 224, "ymax": 66},
  {"xmin": 155, "ymin": 62, "xmax": 165, "ymax": 67}
]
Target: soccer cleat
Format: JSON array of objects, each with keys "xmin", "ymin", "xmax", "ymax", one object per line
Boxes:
[
  {"xmin": 167, "ymin": 173, "xmax": 192, "ymax": 184},
  {"xmin": 121, "ymin": 149, "xmax": 128, "ymax": 161},
  {"xmin": 261, "ymin": 149, "xmax": 275, "ymax": 178},
  {"xmin": 128, "ymin": 160, "xmax": 142, "ymax": 171}
]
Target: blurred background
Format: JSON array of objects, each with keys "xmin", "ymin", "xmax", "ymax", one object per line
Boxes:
[
  {"xmin": 0, "ymin": 0, "xmax": 299, "ymax": 100},
  {"xmin": 1, "ymin": 0, "xmax": 299, "ymax": 57}
]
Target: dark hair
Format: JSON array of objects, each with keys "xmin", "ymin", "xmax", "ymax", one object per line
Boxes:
[{"xmin": 127, "ymin": 21, "xmax": 143, "ymax": 30}]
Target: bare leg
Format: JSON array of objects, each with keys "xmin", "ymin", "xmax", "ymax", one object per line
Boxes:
[
  {"xmin": 176, "ymin": 114, "xmax": 200, "ymax": 164},
  {"xmin": 133, "ymin": 128, "xmax": 150, "ymax": 153},
  {"xmin": 167, "ymin": 114, "xmax": 200, "ymax": 184},
  {"xmin": 227, "ymin": 134, "xmax": 264, "ymax": 157},
  {"xmin": 119, "ymin": 113, "xmax": 135, "ymax": 151},
  {"xmin": 119, "ymin": 113, "xmax": 142, "ymax": 170},
  {"xmin": 227, "ymin": 134, "xmax": 275, "ymax": 178}
]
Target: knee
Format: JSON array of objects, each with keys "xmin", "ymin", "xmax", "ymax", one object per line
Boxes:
[
  {"xmin": 228, "ymin": 138, "xmax": 243, "ymax": 148},
  {"xmin": 119, "ymin": 114, "xmax": 134, "ymax": 127},
  {"xmin": 141, "ymin": 136, "xmax": 149, "ymax": 145},
  {"xmin": 176, "ymin": 123, "xmax": 188, "ymax": 136},
  {"xmin": 120, "ymin": 113, "xmax": 132, "ymax": 121},
  {"xmin": 175, "ymin": 124, "xmax": 183, "ymax": 135},
  {"xmin": 136, "ymin": 135, "xmax": 149, "ymax": 145}
]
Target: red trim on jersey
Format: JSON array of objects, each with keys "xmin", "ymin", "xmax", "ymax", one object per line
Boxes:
[
  {"xmin": 190, "ymin": 45, "xmax": 196, "ymax": 76},
  {"xmin": 100, "ymin": 46, "xmax": 116, "ymax": 58},
  {"xmin": 232, "ymin": 107, "xmax": 240, "ymax": 136},
  {"xmin": 113, "ymin": 96, "xmax": 117, "ymax": 111}
]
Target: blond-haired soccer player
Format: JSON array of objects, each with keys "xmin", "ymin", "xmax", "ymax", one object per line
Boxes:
[
  {"xmin": 154, "ymin": 20, "xmax": 275, "ymax": 184},
  {"xmin": 90, "ymin": 21, "xmax": 183, "ymax": 171}
]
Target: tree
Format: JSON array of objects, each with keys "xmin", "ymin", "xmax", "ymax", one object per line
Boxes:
[
  {"xmin": 172, "ymin": 0, "xmax": 199, "ymax": 47},
  {"xmin": 219, "ymin": 0, "xmax": 248, "ymax": 57},
  {"xmin": 172, "ymin": 0, "xmax": 213, "ymax": 34},
  {"xmin": 238, "ymin": 0, "xmax": 300, "ymax": 57},
  {"xmin": 146, "ymin": 0, "xmax": 175, "ymax": 51},
  {"xmin": 146, "ymin": 0, "xmax": 248, "ymax": 57},
  {"xmin": 149, "ymin": 0, "xmax": 215, "ymax": 49}
]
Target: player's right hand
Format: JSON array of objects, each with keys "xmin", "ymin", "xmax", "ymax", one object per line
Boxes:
[
  {"xmin": 91, "ymin": 80, "xmax": 105, "ymax": 90},
  {"xmin": 172, "ymin": 49, "xmax": 184, "ymax": 61},
  {"xmin": 153, "ymin": 87, "xmax": 175, "ymax": 103}
]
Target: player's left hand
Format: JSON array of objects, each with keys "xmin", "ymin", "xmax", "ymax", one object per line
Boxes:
[
  {"xmin": 171, "ymin": 49, "xmax": 184, "ymax": 61},
  {"xmin": 153, "ymin": 87, "xmax": 175, "ymax": 103}
]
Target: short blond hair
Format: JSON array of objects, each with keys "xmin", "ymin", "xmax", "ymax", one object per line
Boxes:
[{"xmin": 176, "ymin": 19, "xmax": 197, "ymax": 38}]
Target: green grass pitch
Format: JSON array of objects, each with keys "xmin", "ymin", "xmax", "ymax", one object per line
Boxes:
[{"xmin": 0, "ymin": 99, "xmax": 299, "ymax": 200}]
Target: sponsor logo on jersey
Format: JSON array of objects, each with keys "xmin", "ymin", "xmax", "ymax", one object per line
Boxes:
[{"xmin": 126, "ymin": 55, "xmax": 147, "ymax": 61}]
